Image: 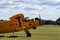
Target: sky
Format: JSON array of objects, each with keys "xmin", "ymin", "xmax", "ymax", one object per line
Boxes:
[{"xmin": 0, "ymin": 0, "xmax": 60, "ymax": 21}]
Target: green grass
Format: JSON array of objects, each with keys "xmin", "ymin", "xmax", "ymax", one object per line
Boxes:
[{"xmin": 0, "ymin": 25, "xmax": 60, "ymax": 40}]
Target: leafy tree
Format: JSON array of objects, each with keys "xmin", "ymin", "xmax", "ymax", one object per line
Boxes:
[{"xmin": 56, "ymin": 18, "xmax": 60, "ymax": 25}]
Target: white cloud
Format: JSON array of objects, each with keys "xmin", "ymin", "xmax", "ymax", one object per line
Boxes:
[
  {"xmin": 0, "ymin": 0, "xmax": 60, "ymax": 20},
  {"xmin": 0, "ymin": 8, "xmax": 12, "ymax": 14},
  {"xmin": 0, "ymin": 0, "xmax": 7, "ymax": 4},
  {"xmin": 7, "ymin": 0, "xmax": 14, "ymax": 4},
  {"xmin": 46, "ymin": 0, "xmax": 60, "ymax": 2},
  {"xmin": 0, "ymin": 0, "xmax": 59, "ymax": 15},
  {"xmin": 0, "ymin": 17, "xmax": 5, "ymax": 19},
  {"xmin": 0, "ymin": 0, "xmax": 14, "ymax": 5}
]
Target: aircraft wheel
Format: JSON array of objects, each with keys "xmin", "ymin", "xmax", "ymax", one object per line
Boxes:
[
  {"xmin": 27, "ymin": 32, "xmax": 31, "ymax": 37},
  {"xmin": 25, "ymin": 30, "xmax": 31, "ymax": 37},
  {"xmin": 33, "ymin": 27, "xmax": 37, "ymax": 29}
]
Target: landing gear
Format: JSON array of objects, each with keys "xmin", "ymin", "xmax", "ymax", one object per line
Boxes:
[
  {"xmin": 25, "ymin": 30, "xmax": 31, "ymax": 37},
  {"xmin": 33, "ymin": 27, "xmax": 37, "ymax": 29}
]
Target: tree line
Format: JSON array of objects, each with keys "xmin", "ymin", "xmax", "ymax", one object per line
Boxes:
[{"xmin": 40, "ymin": 18, "xmax": 60, "ymax": 25}]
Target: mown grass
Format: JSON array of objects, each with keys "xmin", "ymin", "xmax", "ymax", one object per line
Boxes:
[{"xmin": 0, "ymin": 25, "xmax": 60, "ymax": 40}]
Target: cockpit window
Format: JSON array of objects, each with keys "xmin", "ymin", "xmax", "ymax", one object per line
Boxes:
[{"xmin": 24, "ymin": 17, "xmax": 29, "ymax": 21}]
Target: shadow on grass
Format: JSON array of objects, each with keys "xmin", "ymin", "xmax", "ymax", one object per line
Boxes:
[
  {"xmin": 7, "ymin": 35, "xmax": 26, "ymax": 38},
  {"xmin": 7, "ymin": 35, "xmax": 18, "ymax": 38},
  {"xmin": 0, "ymin": 35, "xmax": 5, "ymax": 38},
  {"xmin": 0, "ymin": 35, "xmax": 27, "ymax": 38}
]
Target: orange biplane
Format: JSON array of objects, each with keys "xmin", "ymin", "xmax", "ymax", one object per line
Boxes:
[{"xmin": 0, "ymin": 13, "xmax": 40, "ymax": 37}]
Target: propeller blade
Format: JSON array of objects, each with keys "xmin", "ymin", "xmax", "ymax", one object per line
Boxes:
[{"xmin": 39, "ymin": 13, "xmax": 42, "ymax": 27}]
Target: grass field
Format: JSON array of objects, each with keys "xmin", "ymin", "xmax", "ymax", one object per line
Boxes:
[{"xmin": 0, "ymin": 25, "xmax": 60, "ymax": 40}]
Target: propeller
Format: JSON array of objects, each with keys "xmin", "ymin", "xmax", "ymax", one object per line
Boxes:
[{"xmin": 39, "ymin": 13, "xmax": 42, "ymax": 27}]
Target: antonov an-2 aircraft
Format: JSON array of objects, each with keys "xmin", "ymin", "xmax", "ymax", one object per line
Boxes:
[{"xmin": 0, "ymin": 13, "xmax": 40, "ymax": 37}]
